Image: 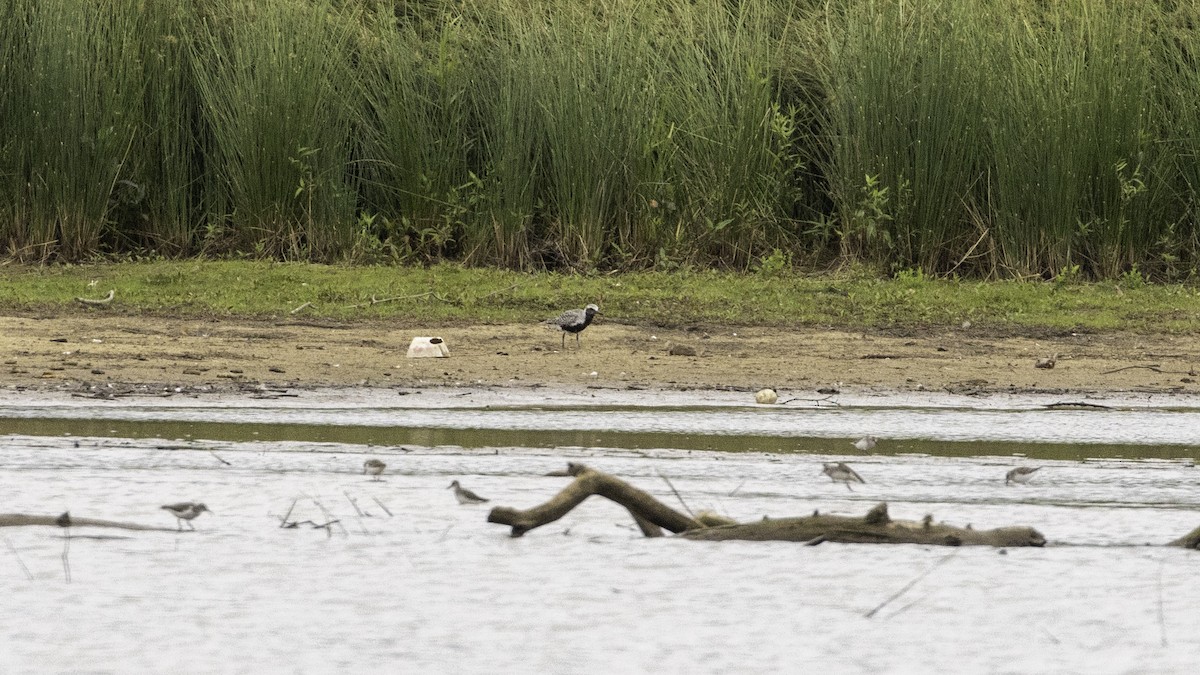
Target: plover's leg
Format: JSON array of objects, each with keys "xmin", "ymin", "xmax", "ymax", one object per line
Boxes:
[
  {"xmin": 176, "ymin": 519, "xmax": 183, "ymax": 531},
  {"xmin": 845, "ymin": 482, "xmax": 854, "ymax": 492},
  {"xmin": 187, "ymin": 519, "xmax": 195, "ymax": 531}
]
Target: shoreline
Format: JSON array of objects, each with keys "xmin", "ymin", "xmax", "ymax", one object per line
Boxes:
[{"xmin": 3, "ymin": 313, "xmax": 1200, "ymax": 400}]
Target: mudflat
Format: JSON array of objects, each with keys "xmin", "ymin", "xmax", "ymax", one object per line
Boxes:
[{"xmin": 2, "ymin": 312, "xmax": 1197, "ymax": 398}]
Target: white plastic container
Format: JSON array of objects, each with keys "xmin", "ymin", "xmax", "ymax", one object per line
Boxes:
[{"xmin": 406, "ymin": 337, "xmax": 450, "ymax": 358}]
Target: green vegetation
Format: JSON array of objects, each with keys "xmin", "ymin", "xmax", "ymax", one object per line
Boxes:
[
  {"xmin": 4, "ymin": 260, "xmax": 1199, "ymax": 333},
  {"xmin": 4, "ymin": 0, "xmax": 1200, "ymax": 281}
]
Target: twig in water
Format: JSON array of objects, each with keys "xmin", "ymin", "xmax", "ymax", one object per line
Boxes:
[
  {"xmin": 208, "ymin": 449, "xmax": 232, "ymax": 466},
  {"xmin": 343, "ymin": 491, "xmax": 367, "ymax": 517},
  {"xmin": 61, "ymin": 532, "xmax": 72, "ymax": 584},
  {"xmin": 656, "ymin": 471, "xmax": 695, "ymax": 519},
  {"xmin": 278, "ymin": 498, "xmax": 298, "ymax": 528},
  {"xmin": 306, "ymin": 495, "xmax": 348, "ymax": 537},
  {"xmin": 1157, "ymin": 555, "xmax": 1169, "ymax": 647},
  {"xmin": 4, "ymin": 537, "xmax": 34, "ymax": 581},
  {"xmin": 727, "ymin": 480, "xmax": 746, "ymax": 497},
  {"xmin": 864, "ymin": 550, "xmax": 959, "ymax": 619},
  {"xmin": 780, "ymin": 394, "xmax": 840, "ymax": 406},
  {"xmin": 371, "ymin": 496, "xmax": 393, "ymax": 517}
]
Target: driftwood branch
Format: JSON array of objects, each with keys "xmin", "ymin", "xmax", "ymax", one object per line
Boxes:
[
  {"xmin": 487, "ymin": 465, "xmax": 1045, "ymax": 547},
  {"xmin": 74, "ymin": 289, "xmax": 115, "ymax": 306},
  {"xmin": 0, "ymin": 513, "xmax": 175, "ymax": 532},
  {"xmin": 488, "ymin": 463, "xmax": 700, "ymax": 537}
]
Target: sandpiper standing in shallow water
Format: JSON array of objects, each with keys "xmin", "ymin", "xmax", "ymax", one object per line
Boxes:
[
  {"xmin": 363, "ymin": 458, "xmax": 386, "ymax": 481},
  {"xmin": 822, "ymin": 462, "xmax": 866, "ymax": 491},
  {"xmin": 1006, "ymin": 466, "xmax": 1041, "ymax": 486},
  {"xmin": 545, "ymin": 304, "xmax": 601, "ymax": 348},
  {"xmin": 448, "ymin": 480, "xmax": 489, "ymax": 505},
  {"xmin": 853, "ymin": 436, "xmax": 877, "ymax": 453},
  {"xmin": 162, "ymin": 502, "xmax": 212, "ymax": 530}
]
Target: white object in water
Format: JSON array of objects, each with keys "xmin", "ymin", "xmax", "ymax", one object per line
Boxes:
[
  {"xmin": 407, "ymin": 337, "xmax": 450, "ymax": 358},
  {"xmin": 755, "ymin": 388, "xmax": 778, "ymax": 405}
]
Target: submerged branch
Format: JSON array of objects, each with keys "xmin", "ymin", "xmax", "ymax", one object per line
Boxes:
[{"xmin": 0, "ymin": 513, "xmax": 175, "ymax": 532}]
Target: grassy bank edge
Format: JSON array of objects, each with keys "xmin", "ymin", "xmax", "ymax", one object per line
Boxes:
[{"xmin": 2, "ymin": 261, "xmax": 1198, "ymax": 334}]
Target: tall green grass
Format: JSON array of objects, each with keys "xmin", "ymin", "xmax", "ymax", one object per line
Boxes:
[
  {"xmin": 4, "ymin": 0, "xmax": 145, "ymax": 261},
  {"xmin": 191, "ymin": 0, "xmax": 359, "ymax": 260},
  {"xmin": 5, "ymin": 0, "xmax": 1200, "ymax": 282}
]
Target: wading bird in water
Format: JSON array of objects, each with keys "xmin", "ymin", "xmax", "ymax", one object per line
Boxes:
[{"xmin": 822, "ymin": 462, "xmax": 866, "ymax": 491}]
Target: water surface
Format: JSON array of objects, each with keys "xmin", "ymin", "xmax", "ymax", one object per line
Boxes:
[{"xmin": 2, "ymin": 388, "xmax": 1198, "ymax": 673}]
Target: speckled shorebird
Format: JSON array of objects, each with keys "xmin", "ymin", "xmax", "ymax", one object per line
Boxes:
[
  {"xmin": 822, "ymin": 462, "xmax": 866, "ymax": 491},
  {"xmin": 162, "ymin": 502, "xmax": 211, "ymax": 530},
  {"xmin": 363, "ymin": 458, "xmax": 386, "ymax": 481},
  {"xmin": 1005, "ymin": 466, "xmax": 1041, "ymax": 486},
  {"xmin": 853, "ymin": 436, "xmax": 878, "ymax": 452},
  {"xmin": 448, "ymin": 480, "xmax": 489, "ymax": 505},
  {"xmin": 545, "ymin": 304, "xmax": 601, "ymax": 348}
]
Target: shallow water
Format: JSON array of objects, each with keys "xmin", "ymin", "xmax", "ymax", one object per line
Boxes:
[{"xmin": 2, "ymin": 389, "xmax": 1199, "ymax": 673}]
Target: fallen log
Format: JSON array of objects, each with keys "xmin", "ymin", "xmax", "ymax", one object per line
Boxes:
[
  {"xmin": 0, "ymin": 513, "xmax": 176, "ymax": 532},
  {"xmin": 678, "ymin": 503, "xmax": 1046, "ymax": 547},
  {"xmin": 487, "ymin": 463, "xmax": 1046, "ymax": 547},
  {"xmin": 1168, "ymin": 524, "xmax": 1200, "ymax": 549}
]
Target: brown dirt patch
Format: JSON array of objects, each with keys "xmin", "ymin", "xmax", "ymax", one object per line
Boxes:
[{"xmin": 2, "ymin": 313, "xmax": 1199, "ymax": 398}]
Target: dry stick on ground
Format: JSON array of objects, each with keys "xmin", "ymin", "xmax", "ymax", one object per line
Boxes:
[
  {"xmin": 1100, "ymin": 364, "xmax": 1197, "ymax": 376},
  {"xmin": 342, "ymin": 291, "xmax": 434, "ymax": 310},
  {"xmin": 208, "ymin": 449, "xmax": 232, "ymax": 466},
  {"xmin": 488, "ymin": 464, "xmax": 1046, "ymax": 546},
  {"xmin": 289, "ymin": 301, "xmax": 312, "ymax": 315},
  {"xmin": 74, "ymin": 289, "xmax": 115, "ymax": 306}
]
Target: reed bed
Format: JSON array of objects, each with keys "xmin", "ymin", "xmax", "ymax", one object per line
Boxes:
[{"xmin": 2, "ymin": 0, "xmax": 1200, "ymax": 281}]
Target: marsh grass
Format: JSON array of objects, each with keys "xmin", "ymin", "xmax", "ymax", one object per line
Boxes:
[
  {"xmin": 4, "ymin": 0, "xmax": 1200, "ymax": 282},
  {"xmin": 191, "ymin": 0, "xmax": 358, "ymax": 260},
  {"xmin": 9, "ymin": 0, "xmax": 145, "ymax": 261}
]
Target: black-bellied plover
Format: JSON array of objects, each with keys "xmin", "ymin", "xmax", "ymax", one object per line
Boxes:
[
  {"xmin": 162, "ymin": 502, "xmax": 212, "ymax": 530},
  {"xmin": 1005, "ymin": 466, "xmax": 1041, "ymax": 486},
  {"xmin": 448, "ymin": 480, "xmax": 489, "ymax": 505},
  {"xmin": 545, "ymin": 304, "xmax": 601, "ymax": 348},
  {"xmin": 363, "ymin": 458, "xmax": 386, "ymax": 481},
  {"xmin": 822, "ymin": 462, "xmax": 866, "ymax": 491}
]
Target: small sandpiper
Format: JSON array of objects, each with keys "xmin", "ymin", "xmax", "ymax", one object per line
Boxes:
[
  {"xmin": 363, "ymin": 458, "xmax": 386, "ymax": 481},
  {"xmin": 162, "ymin": 502, "xmax": 212, "ymax": 530},
  {"xmin": 822, "ymin": 462, "xmax": 866, "ymax": 491},
  {"xmin": 448, "ymin": 480, "xmax": 489, "ymax": 505},
  {"xmin": 544, "ymin": 304, "xmax": 601, "ymax": 348},
  {"xmin": 853, "ymin": 436, "xmax": 878, "ymax": 452},
  {"xmin": 1005, "ymin": 466, "xmax": 1041, "ymax": 486}
]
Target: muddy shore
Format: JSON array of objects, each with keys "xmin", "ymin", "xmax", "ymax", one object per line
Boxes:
[{"xmin": 2, "ymin": 312, "xmax": 1198, "ymax": 399}]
